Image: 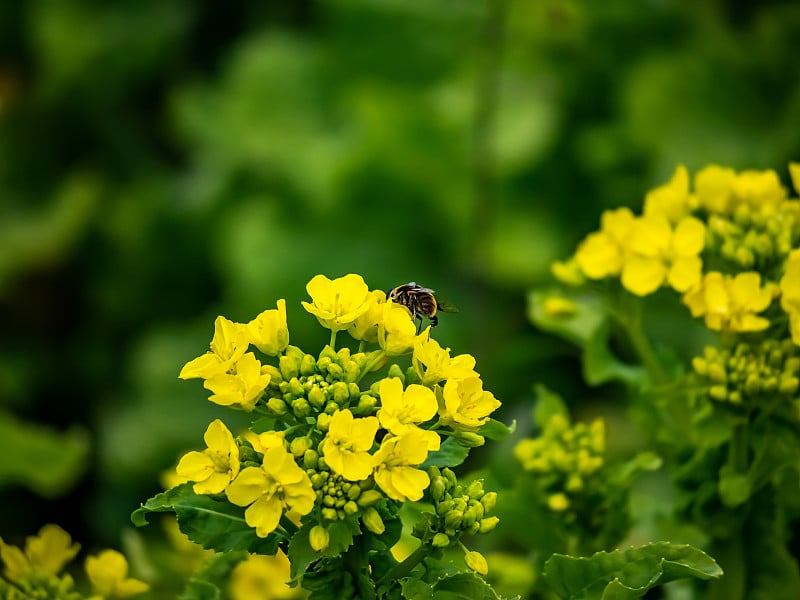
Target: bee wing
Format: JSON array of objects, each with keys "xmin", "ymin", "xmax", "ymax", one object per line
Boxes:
[{"xmin": 436, "ymin": 299, "xmax": 459, "ymax": 313}]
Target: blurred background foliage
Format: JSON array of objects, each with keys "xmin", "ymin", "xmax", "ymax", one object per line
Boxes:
[{"xmin": 1, "ymin": 0, "xmax": 799, "ymax": 567}]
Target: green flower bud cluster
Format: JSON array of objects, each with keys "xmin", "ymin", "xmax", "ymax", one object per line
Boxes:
[
  {"xmin": 705, "ymin": 204, "xmax": 800, "ymax": 271},
  {"xmin": 418, "ymin": 466, "xmax": 499, "ymax": 548},
  {"xmin": 692, "ymin": 340, "xmax": 800, "ymax": 408},
  {"xmin": 0, "ymin": 574, "xmax": 82, "ymax": 600},
  {"xmin": 262, "ymin": 345, "xmax": 381, "ymax": 420},
  {"xmin": 514, "ymin": 415, "xmax": 605, "ymax": 514},
  {"xmin": 307, "ymin": 462, "xmax": 384, "ymax": 524}
]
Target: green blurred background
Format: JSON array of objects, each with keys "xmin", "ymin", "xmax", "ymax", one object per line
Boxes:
[{"xmin": 1, "ymin": 0, "xmax": 799, "ymax": 558}]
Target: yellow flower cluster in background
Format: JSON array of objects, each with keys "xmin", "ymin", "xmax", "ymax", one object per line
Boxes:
[
  {"xmin": 0, "ymin": 525, "xmax": 148, "ymax": 599},
  {"xmin": 560, "ymin": 163, "xmax": 800, "ymax": 337},
  {"xmin": 514, "ymin": 414, "xmax": 605, "ymax": 514}
]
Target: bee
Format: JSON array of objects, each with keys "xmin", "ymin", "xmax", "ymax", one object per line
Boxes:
[{"xmin": 387, "ymin": 282, "xmax": 458, "ymax": 332}]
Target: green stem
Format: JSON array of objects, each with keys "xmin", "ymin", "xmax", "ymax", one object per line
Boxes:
[
  {"xmin": 376, "ymin": 543, "xmax": 430, "ymax": 586},
  {"xmin": 330, "ymin": 329, "xmax": 338, "ymax": 350},
  {"xmin": 729, "ymin": 422, "xmax": 748, "ymax": 473},
  {"xmin": 356, "ymin": 351, "xmax": 387, "ymax": 383},
  {"xmin": 618, "ymin": 295, "xmax": 669, "ymax": 386}
]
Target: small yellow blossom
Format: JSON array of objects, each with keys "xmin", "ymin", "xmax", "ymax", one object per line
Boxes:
[
  {"xmin": 229, "ymin": 552, "xmax": 296, "ymax": 600},
  {"xmin": 643, "ymin": 164, "xmax": 693, "ymax": 223},
  {"xmin": 621, "ymin": 214, "xmax": 706, "ymax": 296},
  {"xmin": 373, "ymin": 431, "xmax": 432, "ymax": 502},
  {"xmin": 574, "ymin": 207, "xmax": 636, "ymax": 279},
  {"xmin": 551, "ymin": 257, "xmax": 585, "ymax": 286},
  {"xmin": 349, "ymin": 290, "xmax": 386, "ymax": 343},
  {"xmin": 543, "ymin": 295, "xmax": 578, "ymax": 317},
  {"xmin": 780, "ymin": 249, "xmax": 800, "ymax": 344},
  {"xmin": 246, "ymin": 299, "xmax": 289, "ymax": 356},
  {"xmin": 377, "ymin": 301, "xmax": 417, "ymax": 355},
  {"xmin": 547, "ymin": 492, "xmax": 570, "ymax": 512},
  {"xmin": 733, "ymin": 169, "xmax": 786, "ymax": 211},
  {"xmin": 203, "ymin": 352, "xmax": 271, "ymax": 411},
  {"xmin": 302, "ymin": 274, "xmax": 373, "ymax": 331},
  {"xmin": 242, "ymin": 430, "xmax": 286, "ymax": 454},
  {"xmin": 0, "ymin": 524, "xmax": 80, "ymax": 582},
  {"xmin": 86, "ymin": 549, "xmax": 149, "ymax": 599},
  {"xmin": 377, "ymin": 377, "xmax": 440, "ymax": 450},
  {"xmin": 790, "ymin": 163, "xmax": 800, "ymax": 195},
  {"xmin": 321, "ymin": 409, "xmax": 379, "ymax": 481},
  {"xmin": 683, "ymin": 271, "xmax": 775, "ymax": 332},
  {"xmin": 439, "ymin": 377, "xmax": 501, "ymax": 431},
  {"xmin": 176, "ymin": 419, "xmax": 240, "ymax": 495},
  {"xmin": 412, "ymin": 332, "xmax": 478, "ymax": 386},
  {"xmin": 695, "ymin": 165, "xmax": 738, "ymax": 214},
  {"xmin": 179, "ymin": 316, "xmax": 250, "ymax": 380},
  {"xmin": 226, "ymin": 446, "xmax": 315, "ymax": 537}
]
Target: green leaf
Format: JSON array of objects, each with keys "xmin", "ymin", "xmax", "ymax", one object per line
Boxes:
[
  {"xmin": 178, "ymin": 551, "xmax": 248, "ymax": 600},
  {"xmin": 0, "ymin": 411, "xmax": 89, "ymax": 497},
  {"xmin": 432, "ymin": 572, "xmax": 515, "ymax": 599},
  {"xmin": 402, "ymin": 578, "xmax": 435, "ymax": 600},
  {"xmin": 542, "ymin": 542, "xmax": 722, "ymax": 600},
  {"xmin": 478, "ymin": 418, "xmax": 516, "ymax": 441},
  {"xmin": 422, "ymin": 436, "xmax": 470, "ymax": 468},
  {"xmin": 532, "ymin": 384, "xmax": 568, "ymax": 429},
  {"xmin": 528, "ymin": 290, "xmax": 645, "ymax": 387},
  {"xmin": 131, "ymin": 483, "xmax": 280, "ymax": 554},
  {"xmin": 288, "ymin": 518, "xmax": 361, "ymax": 580},
  {"xmin": 612, "ymin": 452, "xmax": 662, "ymax": 486}
]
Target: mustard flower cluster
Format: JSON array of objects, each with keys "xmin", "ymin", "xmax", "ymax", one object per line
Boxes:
[
  {"xmin": 692, "ymin": 340, "xmax": 800, "ymax": 410},
  {"xmin": 0, "ymin": 525, "xmax": 148, "ymax": 600},
  {"xmin": 560, "ymin": 163, "xmax": 800, "ymax": 338},
  {"xmin": 514, "ymin": 415, "xmax": 605, "ymax": 518},
  {"xmin": 173, "ymin": 274, "xmax": 502, "ymax": 570}
]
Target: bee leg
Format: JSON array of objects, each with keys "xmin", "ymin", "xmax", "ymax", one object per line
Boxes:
[
  {"xmin": 416, "ymin": 317, "xmax": 423, "ymax": 334},
  {"xmin": 430, "ymin": 315, "xmax": 438, "ymax": 328}
]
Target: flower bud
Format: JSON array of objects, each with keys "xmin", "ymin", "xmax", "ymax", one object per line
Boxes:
[
  {"xmin": 430, "ymin": 477, "xmax": 446, "ymax": 502},
  {"xmin": 346, "ymin": 484, "xmax": 361, "ymax": 501},
  {"xmin": 454, "ymin": 432, "xmax": 485, "ymax": 448},
  {"xmin": 442, "ymin": 468, "xmax": 457, "ymax": 488},
  {"xmin": 321, "ymin": 507, "xmax": 338, "ymax": 521},
  {"xmin": 279, "ymin": 346, "xmax": 304, "ymax": 380},
  {"xmin": 290, "ymin": 437, "xmax": 312, "ymax": 457},
  {"xmin": 266, "ymin": 397, "xmax": 287, "ymax": 415},
  {"xmin": 548, "ymin": 492, "xmax": 569, "ymax": 512},
  {"xmin": 353, "ymin": 394, "xmax": 377, "ymax": 416},
  {"xmin": 288, "ymin": 377, "xmax": 305, "ymax": 397},
  {"xmin": 404, "ymin": 367, "xmax": 421, "ymax": 385},
  {"xmin": 464, "ymin": 551, "xmax": 488, "ymax": 575},
  {"xmin": 300, "ymin": 354, "xmax": 317, "ymax": 376},
  {"xmin": 344, "ymin": 362, "xmax": 361, "ymax": 383},
  {"xmin": 261, "ymin": 364, "xmax": 283, "ymax": 384},
  {"xmin": 327, "ymin": 363, "xmax": 344, "ymax": 380},
  {"xmin": 444, "ymin": 510, "xmax": 463, "ymax": 529},
  {"xmin": 362, "ymin": 506, "xmax": 385, "ymax": 534},
  {"xmin": 387, "ymin": 363, "xmax": 405, "ymax": 381},
  {"xmin": 436, "ymin": 500, "xmax": 455, "ymax": 516},
  {"xmin": 466, "ymin": 481, "xmax": 484, "ymax": 499},
  {"xmin": 479, "ymin": 516, "xmax": 499, "ymax": 533},
  {"xmin": 317, "ymin": 356, "xmax": 332, "ymax": 372},
  {"xmin": 310, "ymin": 525, "xmax": 330, "ymax": 552},
  {"xmin": 480, "ymin": 492, "xmax": 497, "ymax": 513},
  {"xmin": 319, "ymin": 345, "xmax": 338, "ymax": 362},
  {"xmin": 347, "ymin": 382, "xmax": 361, "ymax": 399},
  {"xmin": 357, "ymin": 490, "xmax": 383, "ymax": 507},
  {"xmin": 331, "ymin": 382, "xmax": 350, "ymax": 404},
  {"xmin": 317, "ymin": 413, "xmax": 332, "ymax": 432},
  {"xmin": 461, "ymin": 508, "xmax": 477, "ymax": 528},
  {"xmin": 432, "ymin": 533, "xmax": 450, "ymax": 548},
  {"xmin": 292, "ymin": 398, "xmax": 311, "ymax": 418},
  {"xmin": 308, "ymin": 386, "xmax": 326, "ymax": 408},
  {"xmin": 344, "ymin": 500, "xmax": 359, "ymax": 516}
]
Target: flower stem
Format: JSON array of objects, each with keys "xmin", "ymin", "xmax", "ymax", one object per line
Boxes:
[
  {"xmin": 376, "ymin": 543, "xmax": 429, "ymax": 586},
  {"xmin": 330, "ymin": 329, "xmax": 338, "ymax": 350},
  {"xmin": 356, "ymin": 351, "xmax": 387, "ymax": 382},
  {"xmin": 618, "ymin": 295, "xmax": 669, "ymax": 386}
]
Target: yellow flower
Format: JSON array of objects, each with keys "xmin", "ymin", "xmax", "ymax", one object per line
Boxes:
[
  {"xmin": 643, "ymin": 164, "xmax": 693, "ymax": 223},
  {"xmin": 203, "ymin": 352, "xmax": 271, "ymax": 411},
  {"xmin": 225, "ymin": 446, "xmax": 315, "ymax": 538},
  {"xmin": 302, "ymin": 274, "xmax": 373, "ymax": 331},
  {"xmin": 780, "ymin": 249, "xmax": 800, "ymax": 344},
  {"xmin": 790, "ymin": 162, "xmax": 800, "ymax": 195},
  {"xmin": 377, "ymin": 377, "xmax": 440, "ymax": 451},
  {"xmin": 85, "ymin": 549, "xmax": 149, "ymax": 599},
  {"xmin": 412, "ymin": 333, "xmax": 478, "ymax": 386},
  {"xmin": 229, "ymin": 552, "xmax": 297, "ymax": 600},
  {"xmin": 176, "ymin": 419, "xmax": 240, "ymax": 495},
  {"xmin": 246, "ymin": 300, "xmax": 289, "ymax": 356},
  {"xmin": 439, "ymin": 377, "xmax": 501, "ymax": 431},
  {"xmin": 694, "ymin": 165, "xmax": 738, "ymax": 214},
  {"xmin": 349, "ymin": 290, "xmax": 386, "ymax": 343},
  {"xmin": 574, "ymin": 207, "xmax": 636, "ymax": 279},
  {"xmin": 242, "ymin": 429, "xmax": 286, "ymax": 454},
  {"xmin": 621, "ymin": 214, "xmax": 706, "ymax": 296},
  {"xmin": 179, "ymin": 316, "xmax": 250, "ymax": 380},
  {"xmin": 321, "ymin": 409, "xmax": 379, "ymax": 481},
  {"xmin": 0, "ymin": 524, "xmax": 80, "ymax": 582},
  {"xmin": 377, "ymin": 301, "xmax": 417, "ymax": 355},
  {"xmin": 373, "ymin": 431, "xmax": 431, "ymax": 502},
  {"xmin": 683, "ymin": 271, "xmax": 775, "ymax": 332},
  {"xmin": 733, "ymin": 169, "xmax": 786, "ymax": 211}
]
